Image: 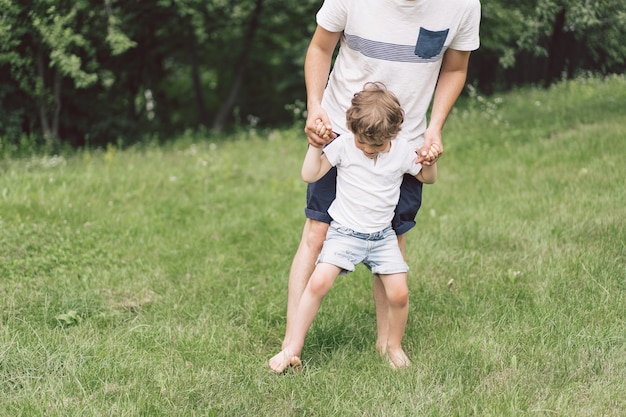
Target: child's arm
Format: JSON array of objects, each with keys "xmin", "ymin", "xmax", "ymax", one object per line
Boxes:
[
  {"xmin": 416, "ymin": 162, "xmax": 437, "ymax": 184},
  {"xmin": 301, "ymin": 145, "xmax": 333, "ymax": 183},
  {"xmin": 415, "ymin": 142, "xmax": 439, "ymax": 183}
]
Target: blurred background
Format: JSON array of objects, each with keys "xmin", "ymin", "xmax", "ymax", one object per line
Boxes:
[{"xmin": 1, "ymin": 0, "xmax": 625, "ymax": 150}]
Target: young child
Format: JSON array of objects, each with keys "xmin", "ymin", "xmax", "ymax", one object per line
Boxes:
[{"xmin": 269, "ymin": 82, "xmax": 438, "ymax": 373}]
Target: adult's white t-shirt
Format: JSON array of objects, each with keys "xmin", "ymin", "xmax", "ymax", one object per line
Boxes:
[
  {"xmin": 317, "ymin": 0, "xmax": 481, "ymax": 147},
  {"xmin": 323, "ymin": 134, "xmax": 423, "ymax": 233}
]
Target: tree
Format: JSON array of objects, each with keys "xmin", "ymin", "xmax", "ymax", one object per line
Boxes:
[
  {"xmin": 512, "ymin": 0, "xmax": 626, "ymax": 86},
  {"xmin": 2, "ymin": 0, "xmax": 625, "ymax": 149},
  {"xmin": 211, "ymin": 0, "xmax": 264, "ymax": 133},
  {"xmin": 0, "ymin": 0, "xmax": 135, "ymax": 148}
]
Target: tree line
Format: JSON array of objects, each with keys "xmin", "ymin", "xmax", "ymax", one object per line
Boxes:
[{"xmin": 1, "ymin": 0, "xmax": 624, "ymax": 150}]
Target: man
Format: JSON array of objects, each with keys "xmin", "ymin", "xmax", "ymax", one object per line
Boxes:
[{"xmin": 281, "ymin": 0, "xmax": 481, "ymax": 358}]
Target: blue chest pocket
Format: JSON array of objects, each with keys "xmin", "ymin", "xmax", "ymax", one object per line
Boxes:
[{"xmin": 414, "ymin": 27, "xmax": 449, "ymax": 59}]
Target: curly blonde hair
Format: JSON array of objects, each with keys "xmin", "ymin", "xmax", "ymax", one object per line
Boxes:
[{"xmin": 346, "ymin": 82, "xmax": 404, "ymax": 146}]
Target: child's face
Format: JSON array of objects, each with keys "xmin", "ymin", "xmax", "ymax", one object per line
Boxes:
[{"xmin": 354, "ymin": 135, "xmax": 391, "ymax": 159}]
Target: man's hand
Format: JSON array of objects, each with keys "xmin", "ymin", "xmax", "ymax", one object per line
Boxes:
[
  {"xmin": 304, "ymin": 108, "xmax": 336, "ymax": 148},
  {"xmin": 416, "ymin": 127, "xmax": 443, "ymax": 165}
]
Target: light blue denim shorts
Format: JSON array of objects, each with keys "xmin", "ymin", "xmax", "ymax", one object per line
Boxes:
[{"xmin": 317, "ymin": 221, "xmax": 409, "ymax": 275}]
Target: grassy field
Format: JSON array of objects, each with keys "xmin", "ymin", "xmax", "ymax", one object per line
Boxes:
[{"xmin": 1, "ymin": 74, "xmax": 625, "ymax": 416}]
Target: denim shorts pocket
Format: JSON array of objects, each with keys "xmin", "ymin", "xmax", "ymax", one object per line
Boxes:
[{"xmin": 414, "ymin": 27, "xmax": 449, "ymax": 59}]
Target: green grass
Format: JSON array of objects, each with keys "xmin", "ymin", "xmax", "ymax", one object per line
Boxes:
[{"xmin": 1, "ymin": 74, "xmax": 625, "ymax": 416}]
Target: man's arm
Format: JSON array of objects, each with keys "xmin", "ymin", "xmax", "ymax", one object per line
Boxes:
[
  {"xmin": 417, "ymin": 49, "xmax": 471, "ymax": 165},
  {"xmin": 304, "ymin": 26, "xmax": 342, "ymax": 147},
  {"xmin": 301, "ymin": 145, "xmax": 333, "ymax": 183}
]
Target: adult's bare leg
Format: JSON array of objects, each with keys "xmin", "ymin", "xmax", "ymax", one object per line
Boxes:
[
  {"xmin": 396, "ymin": 233, "xmax": 407, "ymax": 259},
  {"xmin": 373, "ymin": 233, "xmax": 407, "ymax": 355},
  {"xmin": 282, "ymin": 218, "xmax": 329, "ymax": 349},
  {"xmin": 271, "ymin": 263, "xmax": 342, "ymax": 373}
]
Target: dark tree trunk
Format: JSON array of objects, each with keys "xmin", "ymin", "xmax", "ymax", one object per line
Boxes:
[
  {"xmin": 36, "ymin": 48, "xmax": 60, "ymax": 147},
  {"xmin": 545, "ymin": 8, "xmax": 567, "ymax": 87},
  {"xmin": 211, "ymin": 0, "xmax": 264, "ymax": 133},
  {"xmin": 52, "ymin": 71, "xmax": 62, "ymax": 140},
  {"xmin": 190, "ymin": 39, "xmax": 209, "ymax": 127}
]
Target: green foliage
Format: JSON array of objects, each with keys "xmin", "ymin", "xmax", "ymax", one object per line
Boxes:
[
  {"xmin": 480, "ymin": 0, "xmax": 531, "ymax": 68},
  {"xmin": 0, "ymin": 76, "xmax": 625, "ymax": 415},
  {"xmin": 0, "ymin": 0, "xmax": 137, "ymax": 147},
  {"xmin": 517, "ymin": 0, "xmax": 626, "ymax": 69},
  {"xmin": 106, "ymin": 18, "xmax": 137, "ymax": 56},
  {"xmin": 32, "ymin": 4, "xmax": 97, "ymax": 88},
  {"xmin": 55, "ymin": 310, "xmax": 82, "ymax": 327},
  {"xmin": 1, "ymin": 0, "xmax": 626, "ymax": 149}
]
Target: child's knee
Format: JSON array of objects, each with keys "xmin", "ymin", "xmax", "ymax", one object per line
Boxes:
[
  {"xmin": 308, "ymin": 275, "xmax": 333, "ymax": 296},
  {"xmin": 387, "ymin": 286, "xmax": 409, "ymax": 307}
]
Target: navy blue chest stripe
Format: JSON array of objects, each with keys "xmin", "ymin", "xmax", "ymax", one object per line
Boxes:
[{"xmin": 345, "ymin": 33, "xmax": 445, "ymax": 63}]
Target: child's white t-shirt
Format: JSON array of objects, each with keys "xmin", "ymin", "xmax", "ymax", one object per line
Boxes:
[
  {"xmin": 317, "ymin": 0, "xmax": 481, "ymax": 147},
  {"xmin": 323, "ymin": 134, "xmax": 422, "ymax": 233}
]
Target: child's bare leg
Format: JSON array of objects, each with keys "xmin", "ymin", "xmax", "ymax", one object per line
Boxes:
[
  {"xmin": 375, "ymin": 233, "xmax": 407, "ymax": 356},
  {"xmin": 372, "ymin": 274, "xmax": 389, "ymax": 355},
  {"xmin": 379, "ymin": 272, "xmax": 411, "ymax": 369},
  {"xmin": 270, "ymin": 263, "xmax": 342, "ymax": 373}
]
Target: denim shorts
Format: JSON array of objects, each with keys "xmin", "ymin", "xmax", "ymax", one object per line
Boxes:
[
  {"xmin": 317, "ymin": 222, "xmax": 409, "ymax": 275},
  {"xmin": 305, "ymin": 170, "xmax": 423, "ymax": 236}
]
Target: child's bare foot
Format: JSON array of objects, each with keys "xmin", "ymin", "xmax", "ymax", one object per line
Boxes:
[
  {"xmin": 269, "ymin": 349, "xmax": 302, "ymax": 374},
  {"xmin": 386, "ymin": 348, "xmax": 411, "ymax": 369}
]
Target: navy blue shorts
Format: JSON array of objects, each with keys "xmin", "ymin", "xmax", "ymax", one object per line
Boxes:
[{"xmin": 304, "ymin": 169, "xmax": 423, "ymax": 236}]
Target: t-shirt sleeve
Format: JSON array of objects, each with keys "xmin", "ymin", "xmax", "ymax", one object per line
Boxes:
[
  {"xmin": 402, "ymin": 142, "xmax": 422, "ymax": 176},
  {"xmin": 316, "ymin": 0, "xmax": 348, "ymax": 33},
  {"xmin": 408, "ymin": 163, "xmax": 422, "ymax": 177},
  {"xmin": 321, "ymin": 137, "xmax": 344, "ymax": 166},
  {"xmin": 407, "ymin": 157, "xmax": 422, "ymax": 177},
  {"xmin": 449, "ymin": 0, "xmax": 481, "ymax": 51}
]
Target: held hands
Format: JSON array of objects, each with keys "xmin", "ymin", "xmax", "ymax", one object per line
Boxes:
[
  {"xmin": 416, "ymin": 142, "xmax": 442, "ymax": 165},
  {"xmin": 314, "ymin": 119, "xmax": 333, "ymax": 140},
  {"xmin": 305, "ymin": 110, "xmax": 336, "ymax": 148},
  {"xmin": 416, "ymin": 128, "xmax": 443, "ymax": 165}
]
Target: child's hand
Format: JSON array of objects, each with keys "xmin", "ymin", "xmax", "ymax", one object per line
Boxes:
[
  {"xmin": 425, "ymin": 143, "xmax": 441, "ymax": 162},
  {"xmin": 305, "ymin": 108, "xmax": 335, "ymax": 147},
  {"xmin": 417, "ymin": 143, "xmax": 441, "ymax": 164},
  {"xmin": 417, "ymin": 128, "xmax": 443, "ymax": 165},
  {"xmin": 315, "ymin": 119, "xmax": 332, "ymax": 141}
]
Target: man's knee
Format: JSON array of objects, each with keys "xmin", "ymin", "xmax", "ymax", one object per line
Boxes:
[{"xmin": 304, "ymin": 219, "xmax": 329, "ymax": 252}]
